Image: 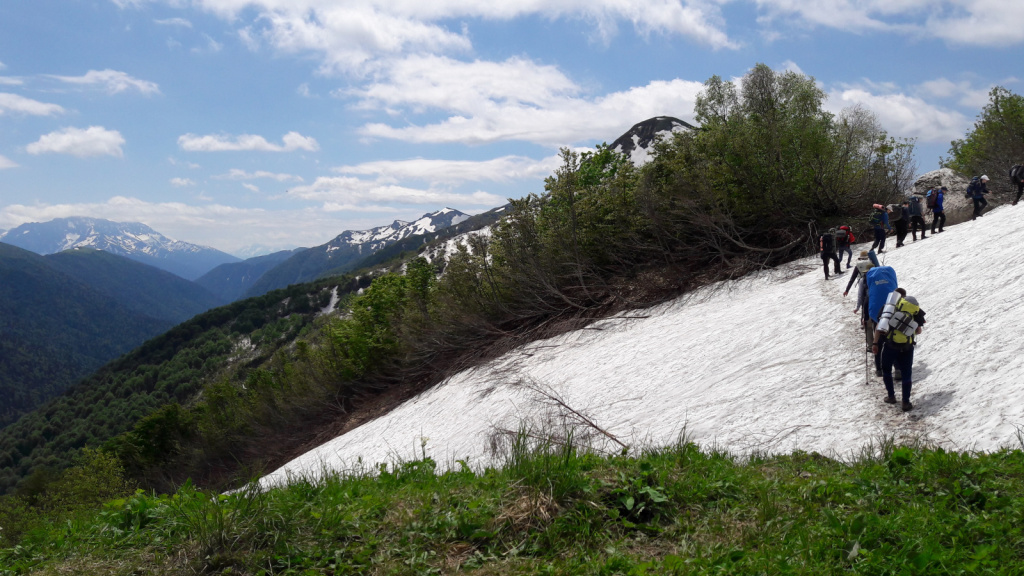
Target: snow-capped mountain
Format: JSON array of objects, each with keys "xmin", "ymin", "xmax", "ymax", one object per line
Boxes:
[
  {"xmin": 610, "ymin": 116, "xmax": 695, "ymax": 165},
  {"xmin": 0, "ymin": 217, "xmax": 239, "ymax": 280},
  {"xmin": 245, "ymin": 208, "xmax": 471, "ymax": 297}
]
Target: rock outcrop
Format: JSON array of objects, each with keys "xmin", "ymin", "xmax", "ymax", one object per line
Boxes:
[{"xmin": 912, "ymin": 168, "xmax": 972, "ymax": 212}]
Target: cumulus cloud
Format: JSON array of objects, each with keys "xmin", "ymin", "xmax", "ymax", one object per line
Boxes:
[
  {"xmin": 26, "ymin": 126, "xmax": 127, "ymax": 158},
  {"xmin": 333, "ymin": 155, "xmax": 561, "ymax": 185},
  {"xmin": 214, "ymin": 168, "xmax": 304, "ymax": 181},
  {"xmin": 170, "ymin": 177, "xmax": 195, "ymax": 186},
  {"xmin": 287, "ymin": 176, "xmax": 505, "ymax": 207},
  {"xmin": 827, "ymin": 86, "xmax": 969, "ymax": 143},
  {"xmin": 354, "ymin": 56, "xmax": 705, "ymax": 146},
  {"xmin": 48, "ymin": 69, "xmax": 160, "ymax": 95},
  {"xmin": 178, "ymin": 131, "xmax": 319, "ymax": 152},
  {"xmin": 154, "ymin": 17, "xmax": 193, "ymax": 27},
  {"xmin": 0, "ymin": 155, "xmax": 17, "ymax": 169},
  {"xmin": 0, "ymin": 93, "xmax": 65, "ymax": 116},
  {"xmin": 917, "ymin": 78, "xmax": 992, "ymax": 109}
]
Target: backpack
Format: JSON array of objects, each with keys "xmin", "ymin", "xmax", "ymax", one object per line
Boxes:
[
  {"xmin": 886, "ymin": 297, "xmax": 925, "ymax": 348},
  {"xmin": 1011, "ymin": 164, "xmax": 1024, "ymax": 185},
  {"xmin": 819, "ymin": 232, "xmax": 835, "ymax": 253},
  {"xmin": 888, "ymin": 205, "xmax": 903, "ymax": 222},
  {"xmin": 908, "ymin": 196, "xmax": 922, "ymax": 216},
  {"xmin": 966, "ymin": 177, "xmax": 980, "ymax": 199},
  {"xmin": 926, "ymin": 189, "xmax": 937, "ymax": 209},
  {"xmin": 866, "ymin": 266, "xmax": 898, "ymax": 323},
  {"xmin": 868, "ymin": 211, "xmax": 883, "ymax": 227}
]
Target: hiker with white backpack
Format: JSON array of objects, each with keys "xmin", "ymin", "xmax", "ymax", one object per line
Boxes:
[{"xmin": 873, "ymin": 287, "xmax": 927, "ymax": 412}]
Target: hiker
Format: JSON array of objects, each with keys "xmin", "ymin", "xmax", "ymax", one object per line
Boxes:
[
  {"xmin": 873, "ymin": 288, "xmax": 926, "ymax": 412},
  {"xmin": 930, "ymin": 187, "xmax": 946, "ymax": 233},
  {"xmin": 968, "ymin": 175, "xmax": 990, "ymax": 220},
  {"xmin": 836, "ymin": 225, "xmax": 855, "ymax": 268},
  {"xmin": 869, "ymin": 204, "xmax": 891, "ymax": 253},
  {"xmin": 1011, "ymin": 164, "xmax": 1024, "ymax": 206},
  {"xmin": 893, "ymin": 201, "xmax": 910, "ymax": 247},
  {"xmin": 843, "ymin": 250, "xmax": 876, "ymax": 351},
  {"xmin": 908, "ymin": 194, "xmax": 927, "ymax": 241},
  {"xmin": 819, "ymin": 228, "xmax": 842, "ymax": 279},
  {"xmin": 865, "ymin": 264, "xmax": 898, "ymax": 378}
]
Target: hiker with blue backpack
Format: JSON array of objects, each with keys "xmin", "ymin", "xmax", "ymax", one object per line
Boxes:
[
  {"xmin": 873, "ymin": 287, "xmax": 926, "ymax": 412},
  {"xmin": 929, "ymin": 187, "xmax": 946, "ymax": 233},
  {"xmin": 869, "ymin": 204, "xmax": 891, "ymax": 253},
  {"xmin": 843, "ymin": 250, "xmax": 878, "ymax": 351},
  {"xmin": 967, "ymin": 175, "xmax": 990, "ymax": 220},
  {"xmin": 908, "ymin": 194, "xmax": 927, "ymax": 241},
  {"xmin": 865, "ymin": 263, "xmax": 898, "ymax": 379}
]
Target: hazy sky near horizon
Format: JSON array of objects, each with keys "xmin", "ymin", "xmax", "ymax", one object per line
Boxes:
[{"xmin": 1, "ymin": 1, "xmax": 1021, "ymax": 255}]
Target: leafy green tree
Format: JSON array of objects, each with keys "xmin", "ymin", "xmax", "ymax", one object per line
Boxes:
[{"xmin": 944, "ymin": 86, "xmax": 1024, "ymax": 195}]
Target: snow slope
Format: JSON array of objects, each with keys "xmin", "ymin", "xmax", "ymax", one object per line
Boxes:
[{"xmin": 262, "ymin": 205, "xmax": 1024, "ymax": 486}]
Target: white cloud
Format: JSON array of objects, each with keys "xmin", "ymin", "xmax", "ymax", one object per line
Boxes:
[
  {"xmin": 193, "ymin": 33, "xmax": 224, "ymax": 53},
  {"xmin": 178, "ymin": 131, "xmax": 319, "ymax": 152},
  {"xmin": 170, "ymin": 177, "xmax": 195, "ymax": 186},
  {"xmin": 214, "ymin": 168, "xmax": 304, "ymax": 181},
  {"xmin": 753, "ymin": 0, "xmax": 1024, "ymax": 46},
  {"xmin": 354, "ymin": 56, "xmax": 705, "ymax": 146},
  {"xmin": 242, "ymin": 182, "xmax": 260, "ymax": 193},
  {"xmin": 0, "ymin": 77, "xmax": 22, "ymax": 86},
  {"xmin": 916, "ymin": 78, "xmax": 991, "ymax": 109},
  {"xmin": 0, "ymin": 155, "xmax": 17, "ymax": 169},
  {"xmin": 48, "ymin": 69, "xmax": 160, "ymax": 95},
  {"xmin": 26, "ymin": 126, "xmax": 127, "ymax": 158},
  {"xmin": 333, "ymin": 155, "xmax": 560, "ymax": 185},
  {"xmin": 127, "ymin": 1, "xmax": 734, "ymax": 75},
  {"xmin": 154, "ymin": 17, "xmax": 193, "ymax": 27},
  {"xmin": 0, "ymin": 93, "xmax": 65, "ymax": 116},
  {"xmin": 827, "ymin": 87, "xmax": 969, "ymax": 143},
  {"xmin": 288, "ymin": 175, "xmax": 505, "ymax": 207}
]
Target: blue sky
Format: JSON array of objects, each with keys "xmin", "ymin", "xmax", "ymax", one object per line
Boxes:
[{"xmin": 1, "ymin": 1, "xmax": 1021, "ymax": 256}]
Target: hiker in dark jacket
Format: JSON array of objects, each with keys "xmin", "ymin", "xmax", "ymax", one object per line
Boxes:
[
  {"xmin": 843, "ymin": 250, "xmax": 876, "ymax": 351},
  {"xmin": 873, "ymin": 289, "xmax": 926, "ymax": 412},
  {"xmin": 819, "ymin": 228, "xmax": 842, "ymax": 279},
  {"xmin": 893, "ymin": 201, "xmax": 910, "ymax": 247},
  {"xmin": 931, "ymin": 187, "xmax": 946, "ymax": 233},
  {"xmin": 869, "ymin": 204, "xmax": 891, "ymax": 252},
  {"xmin": 969, "ymin": 175, "xmax": 990, "ymax": 220},
  {"xmin": 1011, "ymin": 164, "xmax": 1024, "ymax": 206},
  {"xmin": 908, "ymin": 195, "xmax": 927, "ymax": 240}
]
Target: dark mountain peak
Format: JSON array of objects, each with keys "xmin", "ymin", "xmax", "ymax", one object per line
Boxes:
[{"xmin": 610, "ymin": 116, "xmax": 695, "ymax": 165}]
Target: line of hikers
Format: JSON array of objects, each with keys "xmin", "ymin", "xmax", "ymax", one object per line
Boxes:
[{"xmin": 814, "ymin": 167, "xmax": 1024, "ymax": 411}]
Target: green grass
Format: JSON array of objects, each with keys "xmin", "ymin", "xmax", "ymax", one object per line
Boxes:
[{"xmin": 3, "ymin": 434, "xmax": 1024, "ymax": 575}]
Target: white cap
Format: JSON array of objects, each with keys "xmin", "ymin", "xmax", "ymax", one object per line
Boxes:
[{"xmin": 981, "ymin": 175, "xmax": 989, "ymax": 181}]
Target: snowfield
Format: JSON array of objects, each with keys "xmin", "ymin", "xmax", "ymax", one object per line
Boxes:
[{"xmin": 261, "ymin": 205, "xmax": 1024, "ymax": 487}]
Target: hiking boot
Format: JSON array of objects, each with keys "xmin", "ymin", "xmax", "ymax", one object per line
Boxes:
[
  {"xmin": 884, "ymin": 395, "xmax": 897, "ymax": 404},
  {"xmin": 902, "ymin": 401, "xmax": 913, "ymax": 412}
]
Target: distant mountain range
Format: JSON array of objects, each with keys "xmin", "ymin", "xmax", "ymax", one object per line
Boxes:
[
  {"xmin": 243, "ymin": 208, "xmax": 470, "ymax": 298},
  {"xmin": 195, "ymin": 248, "xmax": 307, "ymax": 302},
  {"xmin": 0, "ymin": 217, "xmax": 239, "ymax": 280}
]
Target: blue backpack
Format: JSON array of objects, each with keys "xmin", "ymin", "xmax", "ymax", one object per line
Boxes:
[{"xmin": 866, "ymin": 266, "xmax": 898, "ymax": 323}]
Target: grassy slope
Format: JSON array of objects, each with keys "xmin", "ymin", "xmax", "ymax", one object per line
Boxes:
[{"xmin": 3, "ymin": 437, "xmax": 1023, "ymax": 575}]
